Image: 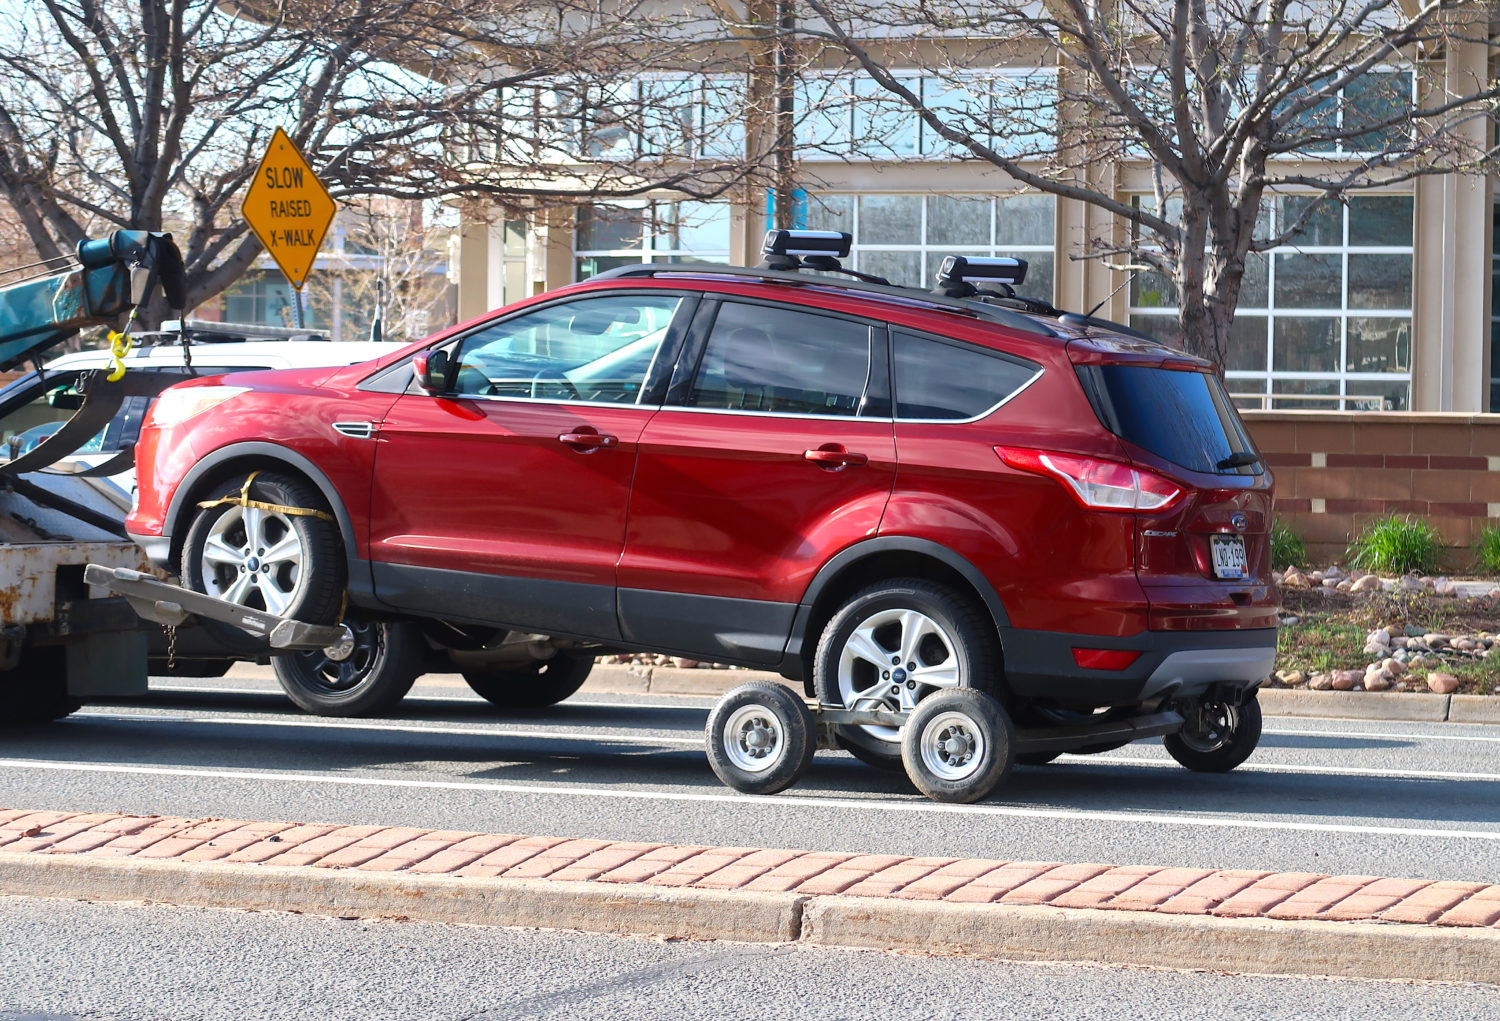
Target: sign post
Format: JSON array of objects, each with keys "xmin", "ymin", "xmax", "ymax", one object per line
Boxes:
[{"xmin": 241, "ymin": 127, "xmax": 337, "ymax": 323}]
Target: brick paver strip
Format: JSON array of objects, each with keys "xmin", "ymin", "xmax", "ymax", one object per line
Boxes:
[{"xmin": 3, "ymin": 809, "xmax": 1500, "ymax": 932}]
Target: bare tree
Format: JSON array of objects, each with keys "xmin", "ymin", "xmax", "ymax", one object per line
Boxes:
[
  {"xmin": 0, "ymin": 0, "xmax": 768, "ymax": 317},
  {"xmin": 785, "ymin": 0, "xmax": 1499, "ymax": 366},
  {"xmin": 297, "ymin": 199, "xmax": 452, "ymax": 343}
]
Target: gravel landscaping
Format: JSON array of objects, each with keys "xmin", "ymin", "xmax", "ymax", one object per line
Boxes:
[{"xmin": 1271, "ymin": 567, "xmax": 1500, "ymax": 695}]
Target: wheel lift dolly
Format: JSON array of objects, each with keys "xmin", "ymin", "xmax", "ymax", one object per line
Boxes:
[
  {"xmin": 87, "ymin": 564, "xmax": 1186, "ymax": 805},
  {"xmin": 704, "ymin": 680, "xmax": 1185, "ymax": 804}
]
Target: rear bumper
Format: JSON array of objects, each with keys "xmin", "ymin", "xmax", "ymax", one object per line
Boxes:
[{"xmin": 1000, "ymin": 625, "xmax": 1276, "ymax": 706}]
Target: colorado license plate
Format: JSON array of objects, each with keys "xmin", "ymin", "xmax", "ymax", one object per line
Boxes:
[{"xmin": 1210, "ymin": 534, "xmax": 1248, "ymax": 580}]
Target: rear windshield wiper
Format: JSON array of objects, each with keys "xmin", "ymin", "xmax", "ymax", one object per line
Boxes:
[{"xmin": 1216, "ymin": 451, "xmax": 1261, "ymax": 470}]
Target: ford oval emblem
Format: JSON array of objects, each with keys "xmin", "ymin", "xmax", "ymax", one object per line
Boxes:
[{"xmin": 1231, "ymin": 512, "xmax": 1249, "ymax": 533}]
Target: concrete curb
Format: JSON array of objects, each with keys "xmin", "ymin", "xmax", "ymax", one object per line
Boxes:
[
  {"xmin": 582, "ymin": 665, "xmax": 1493, "ymax": 725},
  {"xmin": 2, "ymin": 850, "xmax": 1496, "ymax": 984},
  {"xmin": 0, "ymin": 853, "xmax": 804, "ymax": 943},
  {"xmin": 802, "ymin": 897, "xmax": 1500, "ymax": 984}
]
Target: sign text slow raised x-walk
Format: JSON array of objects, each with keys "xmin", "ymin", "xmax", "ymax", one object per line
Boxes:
[{"xmin": 241, "ymin": 127, "xmax": 337, "ymax": 290}]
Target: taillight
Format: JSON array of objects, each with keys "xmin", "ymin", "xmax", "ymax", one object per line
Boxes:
[{"xmin": 996, "ymin": 446, "xmax": 1182, "ymax": 512}]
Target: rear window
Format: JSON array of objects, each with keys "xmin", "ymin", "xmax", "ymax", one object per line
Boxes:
[{"xmin": 1077, "ymin": 364, "xmax": 1260, "ymax": 475}]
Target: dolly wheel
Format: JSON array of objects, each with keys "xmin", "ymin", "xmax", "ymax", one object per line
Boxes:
[
  {"xmin": 901, "ymin": 688, "xmax": 1015, "ymax": 804},
  {"xmin": 705, "ymin": 682, "xmax": 816, "ymax": 795}
]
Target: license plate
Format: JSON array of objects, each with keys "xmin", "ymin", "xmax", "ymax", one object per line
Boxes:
[{"xmin": 1210, "ymin": 535, "xmax": 1248, "ymax": 580}]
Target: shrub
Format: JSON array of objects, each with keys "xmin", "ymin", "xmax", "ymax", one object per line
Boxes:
[
  {"xmin": 1269, "ymin": 518, "xmax": 1305, "ymax": 570},
  {"xmin": 1474, "ymin": 523, "xmax": 1500, "ymax": 575},
  {"xmin": 1345, "ymin": 515, "xmax": 1442, "ymax": 575}
]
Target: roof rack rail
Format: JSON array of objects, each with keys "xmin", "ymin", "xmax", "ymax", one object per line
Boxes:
[
  {"xmin": 134, "ymin": 319, "xmax": 332, "ymax": 345},
  {"xmin": 590, "ymin": 262, "xmax": 1059, "ymax": 337}
]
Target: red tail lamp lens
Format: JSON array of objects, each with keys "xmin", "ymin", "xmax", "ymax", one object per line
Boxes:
[
  {"xmin": 1071, "ymin": 648, "xmax": 1142, "ymax": 670},
  {"xmin": 996, "ymin": 446, "xmax": 1182, "ymax": 512}
]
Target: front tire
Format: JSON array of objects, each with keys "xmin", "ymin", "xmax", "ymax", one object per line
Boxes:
[
  {"xmin": 1163, "ymin": 695, "xmax": 1262, "ymax": 773},
  {"xmin": 180, "ymin": 471, "xmax": 345, "ymax": 628},
  {"xmin": 813, "ymin": 579, "xmax": 998, "ymax": 770},
  {"xmin": 459, "ymin": 652, "xmax": 595, "ymax": 709},
  {"xmin": 272, "ymin": 616, "xmax": 423, "ymax": 717}
]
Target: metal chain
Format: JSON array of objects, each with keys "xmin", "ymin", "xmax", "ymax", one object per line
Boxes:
[{"xmin": 164, "ymin": 623, "xmax": 177, "ymax": 670}]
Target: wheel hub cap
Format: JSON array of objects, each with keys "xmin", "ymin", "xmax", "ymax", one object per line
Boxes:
[{"xmin": 836, "ymin": 607, "xmax": 961, "ymax": 745}]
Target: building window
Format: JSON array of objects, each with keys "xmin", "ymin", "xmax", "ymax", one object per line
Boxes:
[
  {"xmin": 574, "ymin": 200, "xmax": 731, "ymax": 279},
  {"xmin": 807, "ymin": 193, "xmax": 1055, "ymax": 299},
  {"xmin": 1277, "ymin": 71, "xmax": 1415, "ymax": 157},
  {"xmin": 222, "ymin": 271, "xmax": 321, "ymax": 329},
  {"xmin": 1491, "ymin": 202, "xmax": 1500, "ymax": 412},
  {"xmin": 1130, "ymin": 194, "xmax": 1413, "ymax": 411}
]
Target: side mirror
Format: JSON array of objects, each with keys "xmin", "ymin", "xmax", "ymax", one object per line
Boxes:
[{"xmin": 412, "ymin": 349, "xmax": 449, "ymax": 393}]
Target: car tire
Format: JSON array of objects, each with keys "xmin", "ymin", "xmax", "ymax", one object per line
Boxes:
[
  {"xmin": 180, "ymin": 471, "xmax": 346, "ymax": 631},
  {"xmin": 1163, "ymin": 694, "xmax": 1263, "ymax": 773},
  {"xmin": 459, "ymin": 652, "xmax": 595, "ymax": 709},
  {"xmin": 272, "ymin": 616, "xmax": 423, "ymax": 717},
  {"xmin": 813, "ymin": 578, "xmax": 998, "ymax": 770},
  {"xmin": 0, "ymin": 647, "xmax": 81, "ymax": 725}
]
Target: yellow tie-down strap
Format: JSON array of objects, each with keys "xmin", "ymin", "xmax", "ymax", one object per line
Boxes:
[{"xmin": 195, "ymin": 470, "xmax": 335, "ymax": 523}]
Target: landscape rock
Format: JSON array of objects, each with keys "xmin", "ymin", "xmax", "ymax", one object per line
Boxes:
[
  {"xmin": 1350, "ymin": 574, "xmax": 1383, "ymax": 593},
  {"xmin": 1363, "ymin": 671, "xmax": 1391, "ymax": 692},
  {"xmin": 1427, "ymin": 672, "xmax": 1459, "ymax": 695},
  {"xmin": 1280, "ymin": 567, "xmax": 1310, "ymax": 589},
  {"xmin": 1367, "ymin": 628, "xmax": 1391, "ymax": 646},
  {"xmin": 1424, "ymin": 633, "xmax": 1450, "ymax": 649},
  {"xmin": 1330, "ymin": 669, "xmax": 1362, "ymax": 691},
  {"xmin": 1308, "ymin": 672, "xmax": 1333, "ymax": 691},
  {"xmin": 1274, "ymin": 669, "xmax": 1308, "ymax": 687},
  {"xmin": 1381, "ymin": 657, "xmax": 1404, "ymax": 676},
  {"xmin": 1397, "ymin": 575, "xmax": 1425, "ymax": 592}
]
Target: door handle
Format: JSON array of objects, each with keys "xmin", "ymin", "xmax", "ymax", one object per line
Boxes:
[
  {"xmin": 804, "ymin": 445, "xmax": 868, "ymax": 469},
  {"xmin": 559, "ymin": 431, "xmax": 619, "ymax": 451}
]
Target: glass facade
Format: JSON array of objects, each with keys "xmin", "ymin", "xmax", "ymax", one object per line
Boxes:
[
  {"xmin": 1131, "ymin": 194, "xmax": 1413, "ymax": 410},
  {"xmin": 807, "ymin": 193, "xmax": 1055, "ymax": 298},
  {"xmin": 574, "ymin": 200, "xmax": 732, "ymax": 279}
]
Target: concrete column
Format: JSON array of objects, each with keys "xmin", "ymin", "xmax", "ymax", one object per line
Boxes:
[
  {"xmin": 456, "ymin": 221, "xmax": 489, "ymax": 323},
  {"xmin": 1412, "ymin": 33, "xmax": 1492, "ymax": 412}
]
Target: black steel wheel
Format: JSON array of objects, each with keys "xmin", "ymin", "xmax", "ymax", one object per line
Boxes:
[
  {"xmin": 705, "ymin": 681, "xmax": 816, "ymax": 795},
  {"xmin": 272, "ymin": 616, "xmax": 422, "ymax": 717},
  {"xmin": 813, "ymin": 579, "xmax": 998, "ymax": 771},
  {"xmin": 1163, "ymin": 694, "xmax": 1263, "ymax": 773},
  {"xmin": 459, "ymin": 652, "xmax": 595, "ymax": 709},
  {"xmin": 900, "ymin": 687, "xmax": 1014, "ymax": 803}
]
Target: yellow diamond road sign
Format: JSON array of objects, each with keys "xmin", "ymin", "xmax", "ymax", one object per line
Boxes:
[{"xmin": 241, "ymin": 127, "xmax": 336, "ymax": 290}]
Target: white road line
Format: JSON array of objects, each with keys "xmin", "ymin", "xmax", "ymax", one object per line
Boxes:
[
  {"xmin": 144, "ymin": 686, "xmax": 711, "ymax": 712},
  {"xmin": 73, "ymin": 712, "xmax": 704, "ymax": 747},
  {"xmin": 1064, "ymin": 754, "xmax": 1500, "ymax": 783},
  {"xmin": 1263, "ymin": 726, "xmax": 1500, "ymax": 745},
  {"xmin": 1, "ymin": 758, "xmax": 1497, "ymax": 841},
  {"xmin": 71, "ymin": 712, "xmax": 1500, "ymax": 783}
]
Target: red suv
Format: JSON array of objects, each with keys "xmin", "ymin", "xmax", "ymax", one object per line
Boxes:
[{"xmin": 127, "ymin": 230, "xmax": 1275, "ymax": 772}]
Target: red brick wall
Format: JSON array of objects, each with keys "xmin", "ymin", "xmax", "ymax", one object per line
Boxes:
[{"xmin": 1241, "ymin": 411, "xmax": 1499, "ymax": 565}]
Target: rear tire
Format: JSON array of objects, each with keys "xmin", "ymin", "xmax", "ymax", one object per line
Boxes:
[
  {"xmin": 813, "ymin": 579, "xmax": 998, "ymax": 770},
  {"xmin": 0, "ymin": 647, "xmax": 81, "ymax": 725},
  {"xmin": 272, "ymin": 616, "xmax": 423, "ymax": 717},
  {"xmin": 1163, "ymin": 695, "xmax": 1262, "ymax": 773},
  {"xmin": 460, "ymin": 652, "xmax": 595, "ymax": 709}
]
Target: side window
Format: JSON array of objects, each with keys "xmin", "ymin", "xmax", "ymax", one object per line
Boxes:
[
  {"xmin": 688, "ymin": 302, "xmax": 873, "ymax": 416},
  {"xmin": 892, "ymin": 330, "xmax": 1040, "ymax": 420},
  {"xmin": 449, "ymin": 294, "xmax": 683, "ymax": 404}
]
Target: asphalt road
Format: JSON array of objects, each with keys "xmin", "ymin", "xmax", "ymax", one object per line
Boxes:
[
  {"xmin": 3, "ymin": 896, "xmax": 1496, "ymax": 1021},
  {"xmin": 3, "ymin": 669, "xmax": 1500, "ymax": 883}
]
